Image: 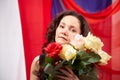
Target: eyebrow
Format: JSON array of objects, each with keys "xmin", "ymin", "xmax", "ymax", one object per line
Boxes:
[
  {"xmin": 60, "ymin": 22, "xmax": 79, "ymax": 30},
  {"xmin": 60, "ymin": 22, "xmax": 65, "ymax": 25}
]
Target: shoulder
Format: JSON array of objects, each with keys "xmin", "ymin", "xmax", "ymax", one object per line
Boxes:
[
  {"xmin": 32, "ymin": 56, "xmax": 39, "ymax": 64},
  {"xmin": 30, "ymin": 55, "xmax": 40, "ymax": 80},
  {"xmin": 31, "ymin": 55, "xmax": 40, "ymax": 71}
]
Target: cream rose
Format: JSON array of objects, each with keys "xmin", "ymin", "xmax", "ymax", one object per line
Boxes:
[
  {"xmin": 59, "ymin": 44, "xmax": 77, "ymax": 61},
  {"xmin": 97, "ymin": 50, "xmax": 111, "ymax": 65},
  {"xmin": 70, "ymin": 34, "xmax": 85, "ymax": 50},
  {"xmin": 84, "ymin": 33, "xmax": 104, "ymax": 52}
]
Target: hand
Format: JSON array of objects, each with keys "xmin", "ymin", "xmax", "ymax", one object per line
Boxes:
[{"xmin": 56, "ymin": 66, "xmax": 79, "ymax": 80}]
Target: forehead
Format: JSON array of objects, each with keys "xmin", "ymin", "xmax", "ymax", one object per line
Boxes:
[{"xmin": 60, "ymin": 15, "xmax": 81, "ymax": 26}]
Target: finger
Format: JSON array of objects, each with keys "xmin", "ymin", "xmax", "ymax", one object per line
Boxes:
[
  {"xmin": 59, "ymin": 68, "xmax": 75, "ymax": 78},
  {"xmin": 59, "ymin": 68, "xmax": 71, "ymax": 76},
  {"xmin": 65, "ymin": 66, "xmax": 74, "ymax": 74},
  {"xmin": 56, "ymin": 74, "xmax": 69, "ymax": 80},
  {"xmin": 56, "ymin": 74, "xmax": 79, "ymax": 80},
  {"xmin": 64, "ymin": 66, "xmax": 79, "ymax": 80}
]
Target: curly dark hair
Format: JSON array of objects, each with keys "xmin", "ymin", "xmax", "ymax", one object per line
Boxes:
[{"xmin": 42, "ymin": 10, "xmax": 91, "ymax": 52}]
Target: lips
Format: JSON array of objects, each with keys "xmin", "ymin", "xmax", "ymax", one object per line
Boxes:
[{"xmin": 58, "ymin": 36, "xmax": 68, "ymax": 41}]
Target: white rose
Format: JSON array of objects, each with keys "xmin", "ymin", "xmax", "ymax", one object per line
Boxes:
[
  {"xmin": 84, "ymin": 33, "xmax": 104, "ymax": 52},
  {"xmin": 70, "ymin": 34, "xmax": 85, "ymax": 50},
  {"xmin": 98, "ymin": 50, "xmax": 111, "ymax": 65},
  {"xmin": 59, "ymin": 44, "xmax": 77, "ymax": 61}
]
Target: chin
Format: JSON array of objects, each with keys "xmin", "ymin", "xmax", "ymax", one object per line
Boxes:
[{"xmin": 56, "ymin": 41, "xmax": 68, "ymax": 45}]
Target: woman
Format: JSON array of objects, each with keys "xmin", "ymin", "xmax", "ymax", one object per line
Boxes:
[{"xmin": 30, "ymin": 10, "xmax": 91, "ymax": 80}]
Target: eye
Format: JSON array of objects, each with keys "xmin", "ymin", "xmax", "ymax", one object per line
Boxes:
[
  {"xmin": 59, "ymin": 25, "xmax": 64, "ymax": 28},
  {"xmin": 71, "ymin": 28, "xmax": 77, "ymax": 33}
]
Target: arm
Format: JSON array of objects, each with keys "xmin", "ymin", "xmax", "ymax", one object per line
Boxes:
[{"xmin": 30, "ymin": 56, "xmax": 40, "ymax": 80}]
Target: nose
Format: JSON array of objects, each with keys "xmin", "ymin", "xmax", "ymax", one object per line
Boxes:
[
  {"xmin": 62, "ymin": 27, "xmax": 68, "ymax": 36},
  {"xmin": 62, "ymin": 32, "xmax": 68, "ymax": 36}
]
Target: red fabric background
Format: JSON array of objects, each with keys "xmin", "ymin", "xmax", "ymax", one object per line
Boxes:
[{"xmin": 18, "ymin": 0, "xmax": 52, "ymax": 80}]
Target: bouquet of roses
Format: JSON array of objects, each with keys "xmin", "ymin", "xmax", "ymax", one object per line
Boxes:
[{"xmin": 42, "ymin": 33, "xmax": 111, "ymax": 80}]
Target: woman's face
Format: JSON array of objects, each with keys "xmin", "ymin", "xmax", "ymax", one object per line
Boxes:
[{"xmin": 55, "ymin": 15, "xmax": 81, "ymax": 44}]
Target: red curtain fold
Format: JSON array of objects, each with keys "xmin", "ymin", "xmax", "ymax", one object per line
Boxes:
[
  {"xmin": 111, "ymin": 11, "xmax": 120, "ymax": 80},
  {"xmin": 62, "ymin": 0, "xmax": 120, "ymax": 23},
  {"xmin": 18, "ymin": 0, "xmax": 52, "ymax": 80},
  {"xmin": 90, "ymin": 18, "xmax": 112, "ymax": 80}
]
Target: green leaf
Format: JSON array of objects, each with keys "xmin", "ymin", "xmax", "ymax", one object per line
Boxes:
[
  {"xmin": 72, "ymin": 59, "xmax": 85, "ymax": 69},
  {"xmin": 54, "ymin": 60, "xmax": 66, "ymax": 70},
  {"xmin": 77, "ymin": 50, "xmax": 101, "ymax": 65},
  {"xmin": 78, "ymin": 65, "xmax": 99, "ymax": 80},
  {"xmin": 88, "ymin": 52, "xmax": 101, "ymax": 61},
  {"xmin": 44, "ymin": 63, "xmax": 54, "ymax": 74},
  {"xmin": 45, "ymin": 57, "xmax": 54, "ymax": 64}
]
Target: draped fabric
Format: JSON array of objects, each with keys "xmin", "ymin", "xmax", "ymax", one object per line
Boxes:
[
  {"xmin": 18, "ymin": 0, "xmax": 52, "ymax": 80},
  {"xmin": 0, "ymin": 0, "xmax": 26, "ymax": 80},
  {"xmin": 18, "ymin": 0, "xmax": 120, "ymax": 80}
]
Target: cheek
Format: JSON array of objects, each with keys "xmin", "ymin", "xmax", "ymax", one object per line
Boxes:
[
  {"xmin": 55, "ymin": 28, "xmax": 59, "ymax": 36},
  {"xmin": 69, "ymin": 33, "xmax": 78, "ymax": 41},
  {"xmin": 55, "ymin": 27, "xmax": 62, "ymax": 36},
  {"xmin": 55, "ymin": 28, "xmax": 59, "ymax": 40}
]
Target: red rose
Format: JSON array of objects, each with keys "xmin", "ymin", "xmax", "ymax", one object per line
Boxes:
[
  {"xmin": 86, "ymin": 49, "xmax": 91, "ymax": 53},
  {"xmin": 44, "ymin": 42, "xmax": 62, "ymax": 61}
]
